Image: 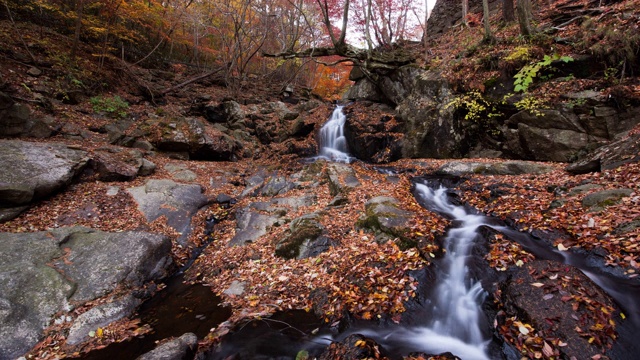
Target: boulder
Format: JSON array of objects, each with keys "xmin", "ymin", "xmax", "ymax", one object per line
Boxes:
[
  {"xmin": 66, "ymin": 295, "xmax": 141, "ymax": 345},
  {"xmin": 325, "ymin": 163, "xmax": 361, "ymax": 196},
  {"xmin": 260, "ymin": 175, "xmax": 296, "ymax": 197},
  {"xmin": 505, "ymin": 122, "xmax": 598, "ymax": 162},
  {"xmin": 153, "ymin": 117, "xmax": 240, "ymax": 161},
  {"xmin": 581, "ymin": 188, "xmax": 633, "ymax": 211},
  {"xmin": 0, "ymin": 140, "xmax": 88, "ymax": 215},
  {"xmin": 164, "ymin": 163, "xmax": 197, "ymax": 182},
  {"xmin": 275, "ymin": 213, "xmax": 331, "ymax": 259},
  {"xmin": 127, "ymin": 179, "xmax": 209, "ymax": 246},
  {"xmin": 228, "ymin": 207, "xmax": 281, "ymax": 246},
  {"xmin": 435, "ymin": 160, "xmax": 555, "ymax": 176},
  {"xmin": 357, "ymin": 196, "xmax": 414, "ymax": 248},
  {"xmin": 0, "ymin": 93, "xmax": 59, "ymax": 138},
  {"xmin": 343, "ymin": 78, "xmax": 387, "ymax": 103},
  {"xmin": 136, "ymin": 333, "xmax": 198, "ymax": 360},
  {"xmin": 90, "ymin": 148, "xmax": 152, "ymax": 182},
  {"xmin": 343, "ymin": 102, "xmax": 404, "ymax": 163},
  {"xmin": 566, "ymin": 131, "xmax": 640, "ymax": 174},
  {"xmin": 0, "ymin": 227, "xmax": 172, "ymax": 358}
]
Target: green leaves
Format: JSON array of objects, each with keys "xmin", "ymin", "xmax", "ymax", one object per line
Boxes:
[{"xmin": 513, "ymin": 54, "xmax": 574, "ymax": 93}]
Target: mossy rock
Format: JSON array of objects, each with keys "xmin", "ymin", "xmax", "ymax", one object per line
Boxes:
[
  {"xmin": 582, "ymin": 188, "xmax": 633, "ymax": 211},
  {"xmin": 356, "ymin": 196, "xmax": 415, "ymax": 249},
  {"xmin": 275, "ymin": 213, "xmax": 325, "ymax": 259}
]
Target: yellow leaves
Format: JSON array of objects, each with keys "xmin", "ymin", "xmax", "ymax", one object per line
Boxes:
[{"xmin": 354, "ymin": 339, "xmax": 367, "ymax": 347}]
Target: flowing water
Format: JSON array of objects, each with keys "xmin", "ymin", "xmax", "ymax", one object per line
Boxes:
[{"xmin": 316, "ymin": 105, "xmax": 353, "ymax": 163}]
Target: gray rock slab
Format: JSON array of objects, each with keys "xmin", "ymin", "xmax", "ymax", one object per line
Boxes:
[
  {"xmin": 128, "ymin": 179, "xmax": 208, "ymax": 246},
  {"xmin": 0, "ymin": 227, "xmax": 171, "ymax": 358},
  {"xmin": 66, "ymin": 295, "xmax": 141, "ymax": 345},
  {"xmin": 326, "ymin": 163, "xmax": 360, "ymax": 196},
  {"xmin": 228, "ymin": 207, "xmax": 280, "ymax": 246},
  {"xmin": 436, "ymin": 161, "xmax": 555, "ymax": 176},
  {"xmin": 582, "ymin": 189, "xmax": 634, "ymax": 210},
  {"xmin": 0, "ymin": 140, "xmax": 88, "ymax": 207}
]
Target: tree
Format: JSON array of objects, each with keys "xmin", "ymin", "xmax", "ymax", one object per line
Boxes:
[
  {"xmin": 482, "ymin": 0, "xmax": 494, "ymax": 43},
  {"xmin": 517, "ymin": 0, "xmax": 534, "ymax": 37},
  {"xmin": 502, "ymin": 0, "xmax": 514, "ymax": 22},
  {"xmin": 462, "ymin": 0, "xmax": 468, "ymax": 27}
]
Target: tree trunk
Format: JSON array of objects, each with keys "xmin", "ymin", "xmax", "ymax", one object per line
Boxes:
[
  {"xmin": 482, "ymin": 0, "xmax": 494, "ymax": 42},
  {"xmin": 462, "ymin": 0, "xmax": 469, "ymax": 26},
  {"xmin": 517, "ymin": 0, "xmax": 534, "ymax": 37},
  {"xmin": 71, "ymin": 0, "xmax": 85, "ymax": 59},
  {"xmin": 502, "ymin": 0, "xmax": 515, "ymax": 22}
]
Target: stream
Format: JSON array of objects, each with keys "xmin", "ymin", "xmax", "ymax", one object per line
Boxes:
[{"xmin": 84, "ymin": 106, "xmax": 640, "ymax": 359}]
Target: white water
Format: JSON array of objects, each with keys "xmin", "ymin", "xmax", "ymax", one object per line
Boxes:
[
  {"xmin": 317, "ymin": 105, "xmax": 353, "ymax": 163},
  {"xmin": 411, "ymin": 184, "xmax": 489, "ymax": 359}
]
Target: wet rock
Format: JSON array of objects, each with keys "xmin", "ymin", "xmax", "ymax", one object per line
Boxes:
[
  {"xmin": 357, "ymin": 196, "xmax": 414, "ymax": 248},
  {"xmin": 435, "ymin": 160, "xmax": 555, "ymax": 176},
  {"xmin": 275, "ymin": 213, "xmax": 328, "ymax": 259},
  {"xmin": 0, "ymin": 140, "xmax": 88, "ymax": 209},
  {"xmin": 325, "ymin": 163, "xmax": 360, "ymax": 196},
  {"xmin": 0, "ymin": 227, "xmax": 172, "ymax": 358},
  {"xmin": 66, "ymin": 295, "xmax": 141, "ymax": 345},
  {"xmin": 318, "ymin": 334, "xmax": 385, "ymax": 360},
  {"xmin": 581, "ymin": 188, "xmax": 633, "ymax": 210},
  {"xmin": 127, "ymin": 179, "xmax": 209, "ymax": 246},
  {"xmin": 136, "ymin": 333, "xmax": 198, "ymax": 360}
]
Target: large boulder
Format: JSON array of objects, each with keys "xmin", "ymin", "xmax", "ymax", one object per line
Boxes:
[
  {"xmin": 325, "ymin": 163, "xmax": 361, "ymax": 196},
  {"xmin": 0, "ymin": 140, "xmax": 88, "ymax": 220},
  {"xmin": 502, "ymin": 110, "xmax": 607, "ymax": 162},
  {"xmin": 343, "ymin": 102, "xmax": 404, "ymax": 163},
  {"xmin": 0, "ymin": 227, "xmax": 172, "ymax": 359},
  {"xmin": 566, "ymin": 130, "xmax": 640, "ymax": 174},
  {"xmin": 152, "ymin": 117, "xmax": 240, "ymax": 161},
  {"xmin": 89, "ymin": 148, "xmax": 155, "ymax": 182},
  {"xmin": 0, "ymin": 92, "xmax": 59, "ymax": 138},
  {"xmin": 357, "ymin": 196, "xmax": 415, "ymax": 248},
  {"xmin": 395, "ymin": 70, "xmax": 468, "ymax": 159},
  {"xmin": 128, "ymin": 179, "xmax": 209, "ymax": 246}
]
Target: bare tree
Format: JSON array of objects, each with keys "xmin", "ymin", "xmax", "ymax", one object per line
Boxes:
[
  {"xmin": 502, "ymin": 0, "xmax": 515, "ymax": 22},
  {"xmin": 517, "ymin": 0, "xmax": 534, "ymax": 37}
]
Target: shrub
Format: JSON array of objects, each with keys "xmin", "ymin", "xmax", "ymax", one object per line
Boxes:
[{"xmin": 90, "ymin": 95, "xmax": 129, "ymax": 119}]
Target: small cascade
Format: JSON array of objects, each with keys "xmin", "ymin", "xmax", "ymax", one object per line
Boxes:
[
  {"xmin": 407, "ymin": 184, "xmax": 490, "ymax": 359},
  {"xmin": 317, "ymin": 105, "xmax": 352, "ymax": 163}
]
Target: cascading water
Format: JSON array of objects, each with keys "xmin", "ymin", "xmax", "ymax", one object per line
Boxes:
[
  {"xmin": 401, "ymin": 183, "xmax": 490, "ymax": 359},
  {"xmin": 317, "ymin": 105, "xmax": 352, "ymax": 163}
]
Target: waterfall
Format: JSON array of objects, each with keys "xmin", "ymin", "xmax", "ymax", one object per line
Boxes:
[{"xmin": 317, "ymin": 105, "xmax": 352, "ymax": 163}]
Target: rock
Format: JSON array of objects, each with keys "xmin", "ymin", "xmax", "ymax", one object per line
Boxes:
[
  {"xmin": 500, "ymin": 260, "xmax": 613, "ymax": 359},
  {"xmin": 357, "ymin": 196, "xmax": 414, "ymax": 247},
  {"xmin": 240, "ymin": 172, "xmax": 266, "ymax": 198},
  {"xmin": 223, "ymin": 100, "xmax": 246, "ymax": 125},
  {"xmin": 51, "ymin": 228, "xmax": 172, "ymax": 302},
  {"xmin": 288, "ymin": 117, "xmax": 315, "ymax": 137},
  {"xmin": 164, "ymin": 163, "xmax": 197, "ymax": 182},
  {"xmin": 139, "ymin": 158, "xmax": 156, "ymax": 176},
  {"xmin": 0, "ymin": 98, "xmax": 59, "ymax": 138},
  {"xmin": 26, "ymin": 67, "xmax": 42, "ymax": 77},
  {"xmin": 343, "ymin": 102, "xmax": 404, "ymax": 163},
  {"xmin": 566, "ymin": 131, "xmax": 640, "ymax": 174},
  {"xmin": 223, "ymin": 281, "xmax": 246, "ymax": 296},
  {"xmin": 0, "ymin": 227, "xmax": 172, "ymax": 358},
  {"xmin": 506, "ymin": 109, "xmax": 584, "ymax": 132},
  {"xmin": 318, "ymin": 334, "xmax": 384, "ymax": 360},
  {"xmin": 435, "ymin": 160, "xmax": 555, "ymax": 176},
  {"xmin": 325, "ymin": 163, "xmax": 361, "ymax": 196},
  {"xmin": 152, "ymin": 117, "xmax": 240, "ymax": 161},
  {"xmin": 275, "ymin": 213, "xmax": 328, "ymax": 259},
  {"xmin": 343, "ymin": 78, "xmax": 386, "ymax": 103},
  {"xmin": 127, "ymin": 179, "xmax": 209, "ymax": 246},
  {"xmin": 511, "ymin": 123, "xmax": 596, "ymax": 162},
  {"xmin": 396, "ymin": 71, "xmax": 469, "ymax": 159},
  {"xmin": 260, "ymin": 175, "xmax": 295, "ymax": 197},
  {"xmin": 228, "ymin": 206, "xmax": 281, "ymax": 246},
  {"xmin": 615, "ymin": 217, "xmax": 640, "ymax": 235},
  {"xmin": 136, "ymin": 333, "xmax": 198, "ymax": 360},
  {"xmin": 90, "ymin": 149, "xmax": 147, "ymax": 182},
  {"xmin": 581, "ymin": 189, "xmax": 633, "ymax": 210},
  {"xmin": 567, "ymin": 183, "xmax": 603, "ymax": 196},
  {"xmin": 66, "ymin": 295, "xmax": 141, "ymax": 345},
  {"xmin": 0, "ymin": 140, "xmax": 88, "ymax": 208}
]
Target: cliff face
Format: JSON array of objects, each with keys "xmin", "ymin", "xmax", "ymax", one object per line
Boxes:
[{"xmin": 427, "ymin": 0, "xmax": 500, "ymax": 39}]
